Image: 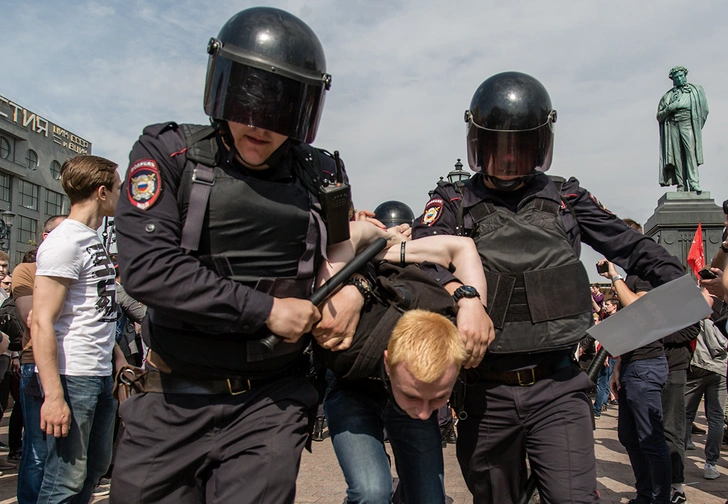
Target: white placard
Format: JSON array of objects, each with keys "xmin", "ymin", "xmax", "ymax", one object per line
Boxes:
[{"xmin": 587, "ymin": 275, "xmax": 711, "ymax": 357}]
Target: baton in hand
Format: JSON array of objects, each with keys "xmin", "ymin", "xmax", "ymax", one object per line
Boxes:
[
  {"xmin": 516, "ymin": 345, "xmax": 610, "ymax": 504},
  {"xmin": 258, "ymin": 237, "xmax": 389, "ymax": 353}
]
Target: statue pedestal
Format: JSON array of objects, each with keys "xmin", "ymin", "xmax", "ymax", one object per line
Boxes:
[{"xmin": 644, "ymin": 191, "xmax": 724, "ymax": 269}]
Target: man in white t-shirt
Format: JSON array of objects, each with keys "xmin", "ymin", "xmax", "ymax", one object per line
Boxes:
[{"xmin": 31, "ymin": 155, "xmax": 126, "ymax": 504}]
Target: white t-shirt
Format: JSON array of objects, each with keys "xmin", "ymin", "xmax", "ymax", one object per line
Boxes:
[{"xmin": 36, "ymin": 219, "xmax": 117, "ymax": 376}]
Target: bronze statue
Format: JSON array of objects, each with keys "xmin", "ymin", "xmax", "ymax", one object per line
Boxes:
[{"xmin": 657, "ymin": 66, "xmax": 709, "ymax": 193}]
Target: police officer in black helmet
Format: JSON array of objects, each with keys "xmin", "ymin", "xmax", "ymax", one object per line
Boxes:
[
  {"xmin": 111, "ymin": 8, "xmax": 350, "ymax": 503},
  {"xmin": 413, "ymin": 72, "xmax": 685, "ymax": 503},
  {"xmin": 374, "ymin": 200, "xmax": 415, "ymax": 229}
]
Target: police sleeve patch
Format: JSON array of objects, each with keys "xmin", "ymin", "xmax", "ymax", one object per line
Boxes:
[
  {"xmin": 127, "ymin": 159, "xmax": 162, "ymax": 210},
  {"xmin": 421, "ymin": 198, "xmax": 444, "ymax": 226},
  {"xmin": 588, "ymin": 192, "xmax": 613, "ymax": 215}
]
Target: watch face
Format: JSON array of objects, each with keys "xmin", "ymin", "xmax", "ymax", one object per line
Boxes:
[{"xmin": 454, "ymin": 285, "xmax": 480, "ymax": 300}]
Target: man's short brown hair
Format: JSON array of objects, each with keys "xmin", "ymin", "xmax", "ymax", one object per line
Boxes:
[
  {"xmin": 622, "ymin": 218, "xmax": 643, "ymax": 234},
  {"xmin": 44, "ymin": 215, "xmax": 68, "ymax": 234},
  {"xmin": 60, "ymin": 155, "xmax": 118, "ymax": 205},
  {"xmin": 605, "ymin": 298, "xmax": 622, "ymax": 310},
  {"xmin": 386, "ymin": 310, "xmax": 467, "ymax": 383},
  {"xmin": 0, "ymin": 251, "xmax": 8, "ymax": 263}
]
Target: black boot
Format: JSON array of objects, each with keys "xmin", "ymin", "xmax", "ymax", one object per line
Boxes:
[
  {"xmin": 312, "ymin": 415, "xmax": 327, "ymax": 442},
  {"xmin": 445, "ymin": 422, "xmax": 457, "ymax": 444}
]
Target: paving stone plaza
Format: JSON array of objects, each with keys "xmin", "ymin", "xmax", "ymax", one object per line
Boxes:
[{"xmin": 1, "ymin": 400, "xmax": 722, "ymax": 504}]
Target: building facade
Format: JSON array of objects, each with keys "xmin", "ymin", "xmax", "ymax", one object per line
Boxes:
[{"xmin": 0, "ymin": 93, "xmax": 89, "ymax": 265}]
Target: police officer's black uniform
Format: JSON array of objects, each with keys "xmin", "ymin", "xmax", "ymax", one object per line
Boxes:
[
  {"xmin": 412, "ymin": 72, "xmax": 685, "ymax": 504},
  {"xmin": 110, "ymin": 8, "xmax": 342, "ymax": 504}
]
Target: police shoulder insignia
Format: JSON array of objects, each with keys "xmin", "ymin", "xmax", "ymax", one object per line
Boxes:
[
  {"xmin": 588, "ymin": 192, "xmax": 613, "ymax": 215},
  {"xmin": 421, "ymin": 198, "xmax": 444, "ymax": 226},
  {"xmin": 127, "ymin": 159, "xmax": 161, "ymax": 210}
]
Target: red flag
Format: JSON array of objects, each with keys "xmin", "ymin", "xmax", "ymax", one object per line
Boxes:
[{"xmin": 687, "ymin": 222, "xmax": 705, "ymax": 277}]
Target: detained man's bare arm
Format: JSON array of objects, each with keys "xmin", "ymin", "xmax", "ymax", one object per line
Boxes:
[
  {"xmin": 317, "ymin": 221, "xmax": 494, "ymax": 366},
  {"xmin": 312, "ymin": 221, "xmax": 402, "ymax": 351}
]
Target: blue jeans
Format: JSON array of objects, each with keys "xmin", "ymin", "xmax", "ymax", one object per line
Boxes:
[
  {"xmin": 17, "ymin": 364, "xmax": 47, "ymax": 504},
  {"xmin": 324, "ymin": 378, "xmax": 445, "ymax": 504},
  {"xmin": 593, "ymin": 357, "xmax": 615, "ymax": 416},
  {"xmin": 37, "ymin": 375, "xmax": 117, "ymax": 504},
  {"xmin": 618, "ymin": 356, "xmax": 671, "ymax": 504}
]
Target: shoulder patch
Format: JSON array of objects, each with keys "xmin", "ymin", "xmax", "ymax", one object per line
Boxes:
[
  {"xmin": 421, "ymin": 198, "xmax": 444, "ymax": 226},
  {"xmin": 127, "ymin": 159, "xmax": 162, "ymax": 210},
  {"xmin": 588, "ymin": 192, "xmax": 613, "ymax": 215}
]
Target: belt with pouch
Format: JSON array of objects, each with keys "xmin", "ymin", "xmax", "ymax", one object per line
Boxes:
[
  {"xmin": 477, "ymin": 355, "xmax": 572, "ymax": 387},
  {"xmin": 118, "ymin": 350, "xmax": 299, "ymax": 397},
  {"xmin": 141, "ymin": 369, "xmax": 275, "ymax": 395}
]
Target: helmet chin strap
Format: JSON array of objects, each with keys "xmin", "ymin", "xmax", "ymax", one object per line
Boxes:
[
  {"xmin": 484, "ymin": 174, "xmax": 522, "ymax": 192},
  {"xmin": 483, "ymin": 173, "xmax": 539, "ymax": 192}
]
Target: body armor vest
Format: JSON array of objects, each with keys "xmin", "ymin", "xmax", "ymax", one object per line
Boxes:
[
  {"xmin": 147, "ymin": 124, "xmax": 329, "ymax": 378},
  {"xmin": 465, "ymin": 180, "xmax": 592, "ymax": 353}
]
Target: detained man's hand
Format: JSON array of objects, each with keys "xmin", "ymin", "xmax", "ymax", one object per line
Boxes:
[
  {"xmin": 456, "ymin": 298, "xmax": 494, "ymax": 368},
  {"xmin": 312, "ymin": 285, "xmax": 364, "ymax": 351},
  {"xmin": 355, "ymin": 209, "xmax": 386, "ymax": 230}
]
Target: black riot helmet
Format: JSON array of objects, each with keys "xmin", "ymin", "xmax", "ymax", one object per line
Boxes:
[
  {"xmin": 465, "ymin": 72, "xmax": 557, "ymax": 182},
  {"xmin": 374, "ymin": 201, "xmax": 415, "ymax": 229},
  {"xmin": 204, "ymin": 7, "xmax": 332, "ymax": 144}
]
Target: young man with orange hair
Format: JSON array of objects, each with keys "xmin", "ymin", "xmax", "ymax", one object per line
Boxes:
[{"xmin": 318, "ymin": 220, "xmax": 490, "ymax": 503}]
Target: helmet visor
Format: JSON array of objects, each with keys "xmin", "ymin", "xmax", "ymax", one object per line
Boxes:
[
  {"xmin": 204, "ymin": 55, "xmax": 327, "ymax": 143},
  {"xmin": 466, "ymin": 119, "xmax": 554, "ymax": 177}
]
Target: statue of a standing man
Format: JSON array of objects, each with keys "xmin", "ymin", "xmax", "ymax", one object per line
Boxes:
[{"xmin": 657, "ymin": 66, "xmax": 709, "ymax": 193}]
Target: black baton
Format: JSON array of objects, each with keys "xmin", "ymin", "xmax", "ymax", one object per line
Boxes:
[
  {"xmin": 258, "ymin": 237, "xmax": 389, "ymax": 353},
  {"xmin": 516, "ymin": 345, "xmax": 609, "ymax": 504}
]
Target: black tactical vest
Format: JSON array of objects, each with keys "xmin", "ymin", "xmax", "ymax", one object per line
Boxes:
[
  {"xmin": 147, "ymin": 124, "xmax": 331, "ymax": 378},
  {"xmin": 463, "ymin": 178, "xmax": 592, "ymax": 353}
]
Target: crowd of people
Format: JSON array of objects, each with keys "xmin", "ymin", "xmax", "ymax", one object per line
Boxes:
[
  {"xmin": 580, "ymin": 214, "xmax": 728, "ymax": 504},
  {"xmin": 0, "ymin": 6, "xmax": 726, "ymax": 504}
]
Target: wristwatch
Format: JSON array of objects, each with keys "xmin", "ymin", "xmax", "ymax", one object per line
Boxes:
[
  {"xmin": 452, "ymin": 285, "xmax": 481, "ymax": 303},
  {"xmin": 345, "ymin": 276, "xmax": 373, "ymax": 307},
  {"xmin": 611, "ymin": 274, "xmax": 625, "ymax": 283}
]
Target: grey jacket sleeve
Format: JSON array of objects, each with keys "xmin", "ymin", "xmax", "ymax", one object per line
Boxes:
[{"xmin": 116, "ymin": 282, "xmax": 147, "ymax": 324}]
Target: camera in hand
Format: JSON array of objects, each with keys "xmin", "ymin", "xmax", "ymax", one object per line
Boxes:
[
  {"xmin": 698, "ymin": 269, "xmax": 717, "ymax": 280},
  {"xmin": 596, "ymin": 262, "xmax": 610, "ymax": 274}
]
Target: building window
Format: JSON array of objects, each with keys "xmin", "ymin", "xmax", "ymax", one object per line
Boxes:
[
  {"xmin": 50, "ymin": 160, "xmax": 62, "ymax": 180},
  {"xmin": 0, "ymin": 137, "xmax": 9, "ymax": 159},
  {"xmin": 16, "ymin": 215, "xmax": 37, "ymax": 245},
  {"xmin": 18, "ymin": 180, "xmax": 39, "ymax": 210},
  {"xmin": 25, "ymin": 150, "xmax": 38, "ymax": 170},
  {"xmin": 45, "ymin": 189, "xmax": 65, "ymax": 216},
  {"xmin": 0, "ymin": 173, "xmax": 10, "ymax": 204}
]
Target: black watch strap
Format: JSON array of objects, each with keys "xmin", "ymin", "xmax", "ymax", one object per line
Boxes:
[
  {"xmin": 346, "ymin": 277, "xmax": 373, "ymax": 307},
  {"xmin": 452, "ymin": 285, "xmax": 481, "ymax": 303}
]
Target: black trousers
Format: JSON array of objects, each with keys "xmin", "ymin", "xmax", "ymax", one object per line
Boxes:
[
  {"xmin": 456, "ymin": 364, "xmax": 599, "ymax": 504},
  {"xmin": 661, "ymin": 369, "xmax": 686, "ymax": 484},
  {"xmin": 110, "ymin": 374, "xmax": 318, "ymax": 504}
]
